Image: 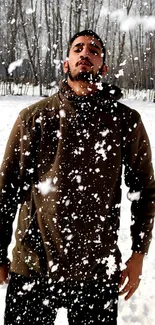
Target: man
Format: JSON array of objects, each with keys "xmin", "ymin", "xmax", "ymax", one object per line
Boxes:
[{"xmin": 0, "ymin": 30, "xmax": 155, "ymax": 325}]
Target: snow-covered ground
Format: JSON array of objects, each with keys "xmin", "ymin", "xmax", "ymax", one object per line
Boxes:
[{"xmin": 0, "ymin": 95, "xmax": 155, "ymax": 325}]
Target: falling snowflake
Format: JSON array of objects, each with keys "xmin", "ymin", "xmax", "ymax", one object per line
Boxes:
[
  {"xmin": 127, "ymin": 191, "xmax": 141, "ymax": 201},
  {"xmin": 105, "ymin": 255, "xmax": 117, "ymax": 279},
  {"xmin": 37, "ymin": 178, "xmax": 57, "ymax": 195}
]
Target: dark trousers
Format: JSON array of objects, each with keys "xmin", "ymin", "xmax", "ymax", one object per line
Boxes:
[{"xmin": 4, "ymin": 272, "xmax": 119, "ymax": 325}]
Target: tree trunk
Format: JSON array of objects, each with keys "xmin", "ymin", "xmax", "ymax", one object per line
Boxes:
[{"xmin": 17, "ymin": 0, "xmax": 38, "ymax": 86}]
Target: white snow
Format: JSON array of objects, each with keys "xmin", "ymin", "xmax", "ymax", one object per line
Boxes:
[
  {"xmin": 8, "ymin": 59, "xmax": 23, "ymax": 74},
  {"xmin": 127, "ymin": 191, "xmax": 141, "ymax": 202},
  {"xmin": 120, "ymin": 17, "xmax": 137, "ymax": 32},
  {"xmin": 110, "ymin": 9, "xmax": 126, "ymax": 21},
  {"xmin": 141, "ymin": 16, "xmax": 155, "ymax": 31},
  {"xmin": 120, "ymin": 60, "xmax": 127, "ymax": 67},
  {"xmin": 120, "ymin": 15, "xmax": 155, "ymax": 32},
  {"xmin": 0, "ymin": 95, "xmax": 155, "ymax": 325},
  {"xmin": 10, "ymin": 18, "xmax": 16, "ymax": 25},
  {"xmin": 100, "ymin": 8, "xmax": 155, "ymax": 32},
  {"xmin": 22, "ymin": 281, "xmax": 35, "ymax": 292},
  {"xmin": 106, "ymin": 255, "xmax": 117, "ymax": 279},
  {"xmin": 37, "ymin": 178, "xmax": 57, "ymax": 195},
  {"xmin": 115, "ymin": 69, "xmax": 124, "ymax": 78},
  {"xmin": 59, "ymin": 109, "xmax": 66, "ymax": 118},
  {"xmin": 26, "ymin": 8, "xmax": 35, "ymax": 15}
]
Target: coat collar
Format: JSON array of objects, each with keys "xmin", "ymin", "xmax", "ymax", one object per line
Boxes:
[{"xmin": 58, "ymin": 79, "xmax": 123, "ymax": 103}]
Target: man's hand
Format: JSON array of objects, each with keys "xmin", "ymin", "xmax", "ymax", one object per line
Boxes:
[
  {"xmin": 0, "ymin": 262, "xmax": 10, "ymax": 284},
  {"xmin": 119, "ymin": 252, "xmax": 144, "ymax": 300}
]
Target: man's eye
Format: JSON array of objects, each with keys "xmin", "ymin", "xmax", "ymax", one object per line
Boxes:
[
  {"xmin": 91, "ymin": 50, "xmax": 98, "ymax": 55},
  {"xmin": 74, "ymin": 48, "xmax": 82, "ymax": 53}
]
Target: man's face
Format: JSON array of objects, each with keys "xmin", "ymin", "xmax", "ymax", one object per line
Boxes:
[{"xmin": 64, "ymin": 35, "xmax": 105, "ymax": 82}]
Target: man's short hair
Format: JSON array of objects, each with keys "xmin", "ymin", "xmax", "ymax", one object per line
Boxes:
[{"xmin": 67, "ymin": 30, "xmax": 106, "ymax": 63}]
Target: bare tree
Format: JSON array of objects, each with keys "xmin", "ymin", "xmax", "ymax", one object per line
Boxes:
[
  {"xmin": 117, "ymin": 0, "xmax": 134, "ymax": 67},
  {"xmin": 1, "ymin": 0, "xmax": 155, "ymax": 97},
  {"xmin": 17, "ymin": 0, "xmax": 39, "ymax": 86},
  {"xmin": 44, "ymin": 0, "xmax": 53, "ymax": 87},
  {"xmin": 30, "ymin": 0, "xmax": 43, "ymax": 95}
]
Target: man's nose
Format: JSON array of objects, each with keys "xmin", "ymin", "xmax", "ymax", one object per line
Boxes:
[{"xmin": 80, "ymin": 46, "xmax": 90, "ymax": 58}]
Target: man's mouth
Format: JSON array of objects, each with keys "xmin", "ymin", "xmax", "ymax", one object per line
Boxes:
[{"xmin": 77, "ymin": 60, "xmax": 92, "ymax": 67}]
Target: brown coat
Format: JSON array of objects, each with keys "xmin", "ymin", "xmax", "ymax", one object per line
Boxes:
[{"xmin": 0, "ymin": 81, "xmax": 155, "ymax": 280}]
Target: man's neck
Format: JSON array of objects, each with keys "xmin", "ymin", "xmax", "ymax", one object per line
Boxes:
[{"xmin": 67, "ymin": 78, "xmax": 98, "ymax": 96}]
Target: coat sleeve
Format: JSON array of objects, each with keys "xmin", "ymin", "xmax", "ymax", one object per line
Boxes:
[
  {"xmin": 123, "ymin": 110, "xmax": 155, "ymax": 254},
  {"xmin": 0, "ymin": 113, "xmax": 32, "ymax": 265}
]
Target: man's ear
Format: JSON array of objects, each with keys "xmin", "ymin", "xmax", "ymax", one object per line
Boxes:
[
  {"xmin": 102, "ymin": 64, "xmax": 108, "ymax": 76},
  {"xmin": 63, "ymin": 60, "xmax": 69, "ymax": 73}
]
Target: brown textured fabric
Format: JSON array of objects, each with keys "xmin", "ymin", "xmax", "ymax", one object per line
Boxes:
[{"xmin": 0, "ymin": 81, "xmax": 155, "ymax": 280}]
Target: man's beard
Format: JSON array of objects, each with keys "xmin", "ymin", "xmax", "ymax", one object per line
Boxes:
[{"xmin": 68, "ymin": 65, "xmax": 103, "ymax": 83}]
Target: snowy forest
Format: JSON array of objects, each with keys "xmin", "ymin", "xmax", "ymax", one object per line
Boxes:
[{"xmin": 0, "ymin": 0, "xmax": 155, "ymax": 96}]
